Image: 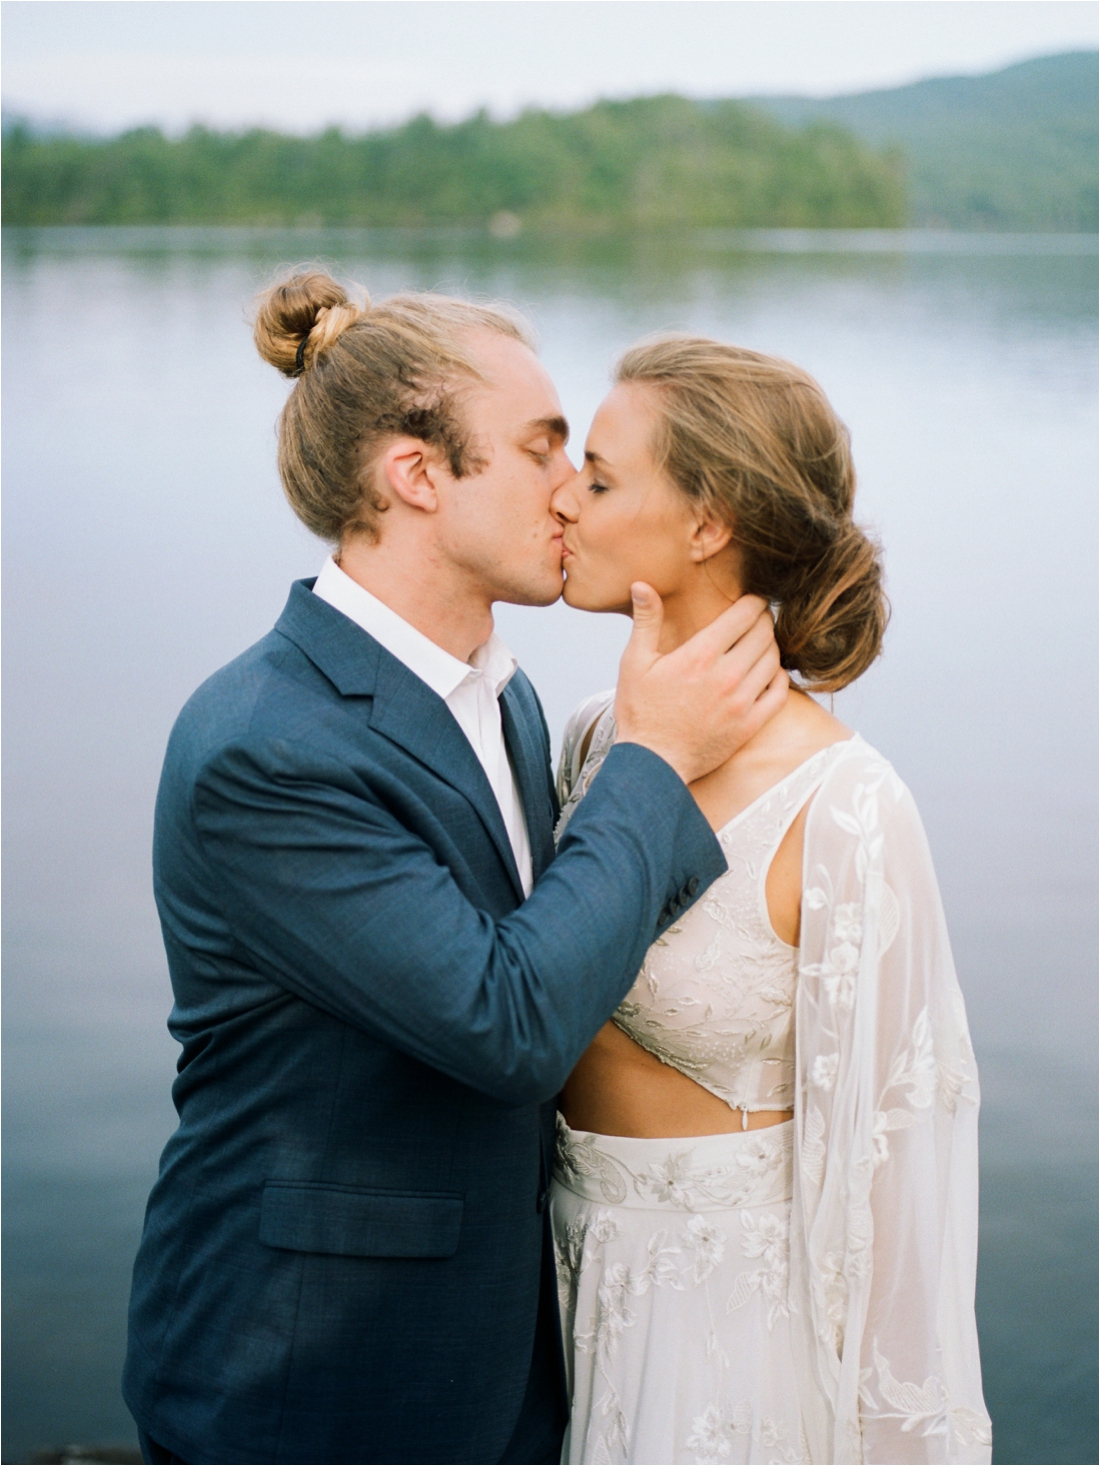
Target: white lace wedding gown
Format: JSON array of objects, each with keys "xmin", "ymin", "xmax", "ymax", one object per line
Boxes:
[{"xmin": 551, "ymin": 693, "xmax": 991, "ymax": 1466}]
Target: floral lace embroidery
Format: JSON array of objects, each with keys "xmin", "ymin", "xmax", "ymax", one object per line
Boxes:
[
  {"xmin": 556, "ymin": 1194, "xmax": 808, "ymax": 1465},
  {"xmin": 558, "ymin": 698, "xmax": 854, "ymax": 1122},
  {"xmin": 555, "ymin": 1114, "xmax": 793, "ymax": 1213},
  {"xmin": 555, "ymin": 1127, "xmax": 629, "ymax": 1204},
  {"xmin": 687, "ymin": 1401, "xmax": 810, "ymax": 1465},
  {"xmin": 555, "ymin": 699, "xmax": 992, "ymax": 1462},
  {"xmin": 727, "ymin": 1211, "xmax": 791, "ymax": 1329},
  {"xmin": 555, "ymin": 692, "xmax": 618, "ymax": 840},
  {"xmin": 792, "ymin": 753, "xmax": 989, "ymax": 1458}
]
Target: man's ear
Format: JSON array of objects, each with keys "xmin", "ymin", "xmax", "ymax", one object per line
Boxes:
[
  {"xmin": 377, "ymin": 437, "xmax": 444, "ymax": 513},
  {"xmin": 689, "ymin": 513, "xmax": 734, "ymax": 564}
]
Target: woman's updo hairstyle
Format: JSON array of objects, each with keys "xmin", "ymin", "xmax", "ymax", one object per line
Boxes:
[
  {"xmin": 617, "ymin": 336, "xmax": 888, "ymax": 692},
  {"xmin": 253, "ymin": 267, "xmax": 533, "ymax": 542}
]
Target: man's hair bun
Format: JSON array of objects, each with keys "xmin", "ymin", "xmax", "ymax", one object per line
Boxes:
[
  {"xmin": 253, "ymin": 268, "xmax": 370, "ymax": 378},
  {"xmin": 249, "ymin": 268, "xmax": 534, "ymax": 543}
]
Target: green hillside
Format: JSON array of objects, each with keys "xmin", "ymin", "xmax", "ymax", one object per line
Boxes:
[
  {"xmin": 4, "ymin": 52, "xmax": 1093, "ymax": 232},
  {"xmin": 751, "ymin": 51, "xmax": 1098, "ymax": 231},
  {"xmin": 1, "ymin": 95, "xmax": 904, "ymax": 230}
]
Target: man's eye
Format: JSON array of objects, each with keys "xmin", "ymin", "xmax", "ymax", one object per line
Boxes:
[{"xmin": 528, "ymin": 444, "xmax": 551, "ymax": 462}]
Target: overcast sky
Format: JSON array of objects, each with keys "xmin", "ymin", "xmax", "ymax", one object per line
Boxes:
[{"xmin": 3, "ymin": 0, "xmax": 1097, "ymax": 134}]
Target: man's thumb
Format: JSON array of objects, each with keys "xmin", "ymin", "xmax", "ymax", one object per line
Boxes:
[{"xmin": 626, "ymin": 582, "xmax": 663, "ymax": 660}]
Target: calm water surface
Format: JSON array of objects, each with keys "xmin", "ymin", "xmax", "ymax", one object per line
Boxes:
[{"xmin": 3, "ymin": 228, "xmax": 1097, "ymax": 1464}]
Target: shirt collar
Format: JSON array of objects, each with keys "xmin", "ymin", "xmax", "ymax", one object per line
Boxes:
[
  {"xmin": 469, "ymin": 630, "xmax": 519, "ymax": 699},
  {"xmin": 312, "ymin": 557, "xmax": 517, "ymax": 702}
]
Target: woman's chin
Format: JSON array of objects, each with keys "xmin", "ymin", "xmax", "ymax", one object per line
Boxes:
[
  {"xmin": 562, "ymin": 577, "xmax": 633, "ymax": 615},
  {"xmin": 561, "ymin": 577, "xmax": 594, "ymax": 611}
]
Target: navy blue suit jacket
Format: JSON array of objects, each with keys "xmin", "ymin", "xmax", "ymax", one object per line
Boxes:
[{"xmin": 124, "ymin": 581, "xmax": 724, "ymax": 1464}]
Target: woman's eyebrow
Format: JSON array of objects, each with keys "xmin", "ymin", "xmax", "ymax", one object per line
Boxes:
[{"xmin": 584, "ymin": 449, "xmax": 618, "ymax": 483}]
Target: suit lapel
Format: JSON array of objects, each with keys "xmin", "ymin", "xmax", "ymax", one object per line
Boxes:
[
  {"xmin": 275, "ymin": 581, "xmax": 526, "ymax": 902},
  {"xmin": 369, "ymin": 654, "xmax": 526, "ymax": 901},
  {"xmin": 500, "ymin": 678, "xmax": 556, "ymax": 883}
]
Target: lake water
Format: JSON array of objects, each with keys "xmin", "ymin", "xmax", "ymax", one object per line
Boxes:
[{"xmin": 3, "ymin": 226, "xmax": 1097, "ymax": 1465}]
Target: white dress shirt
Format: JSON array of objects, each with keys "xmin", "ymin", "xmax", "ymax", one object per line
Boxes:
[{"xmin": 313, "ymin": 557, "xmax": 533, "ymax": 895}]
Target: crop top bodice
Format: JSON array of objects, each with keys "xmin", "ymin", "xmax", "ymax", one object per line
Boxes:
[{"xmin": 556, "ymin": 692, "xmax": 855, "ymax": 1116}]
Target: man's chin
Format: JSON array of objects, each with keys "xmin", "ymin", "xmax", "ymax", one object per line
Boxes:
[{"xmin": 493, "ymin": 573, "xmax": 566, "ymax": 609}]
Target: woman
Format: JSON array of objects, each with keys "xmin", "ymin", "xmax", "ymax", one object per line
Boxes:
[{"xmin": 548, "ymin": 337, "xmax": 991, "ymax": 1465}]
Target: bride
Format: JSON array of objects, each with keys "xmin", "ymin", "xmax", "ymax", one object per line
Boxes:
[{"xmin": 548, "ymin": 337, "xmax": 991, "ymax": 1465}]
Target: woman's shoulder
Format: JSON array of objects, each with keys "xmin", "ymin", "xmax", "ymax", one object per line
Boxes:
[
  {"xmin": 810, "ymin": 735, "xmax": 926, "ymax": 848},
  {"xmin": 562, "ymin": 689, "xmax": 615, "ymax": 752},
  {"xmin": 818, "ymin": 735, "xmax": 907, "ymax": 794},
  {"xmin": 556, "ymin": 689, "xmax": 615, "ymax": 807}
]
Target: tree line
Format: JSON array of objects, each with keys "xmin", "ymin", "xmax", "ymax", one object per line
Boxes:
[{"xmin": 2, "ymin": 95, "xmax": 906, "ymax": 229}]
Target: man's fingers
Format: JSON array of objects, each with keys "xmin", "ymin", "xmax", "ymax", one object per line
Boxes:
[
  {"xmin": 722, "ymin": 635, "xmax": 780, "ymax": 711},
  {"xmin": 755, "ymin": 665, "xmax": 790, "ymax": 716},
  {"xmin": 614, "ymin": 584, "xmax": 788, "ymax": 779},
  {"xmin": 685, "ymin": 593, "xmax": 771, "ymax": 657},
  {"xmin": 716, "ymin": 610, "xmax": 778, "ymax": 685},
  {"xmin": 727, "ymin": 668, "xmax": 786, "ymax": 744}
]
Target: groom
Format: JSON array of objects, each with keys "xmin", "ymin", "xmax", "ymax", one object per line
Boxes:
[{"xmin": 124, "ymin": 288, "xmax": 785, "ymax": 1465}]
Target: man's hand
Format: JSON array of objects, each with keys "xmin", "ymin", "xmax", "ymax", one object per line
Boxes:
[{"xmin": 614, "ymin": 583, "xmax": 788, "ymax": 785}]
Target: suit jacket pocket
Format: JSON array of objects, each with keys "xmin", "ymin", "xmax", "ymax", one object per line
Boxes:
[{"xmin": 259, "ymin": 1181, "xmax": 463, "ymax": 1258}]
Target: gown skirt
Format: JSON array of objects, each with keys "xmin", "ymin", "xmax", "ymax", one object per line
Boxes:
[{"xmin": 551, "ymin": 1118, "xmax": 810, "ymax": 1466}]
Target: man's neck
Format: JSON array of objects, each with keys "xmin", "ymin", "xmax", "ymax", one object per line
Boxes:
[{"xmin": 334, "ymin": 539, "xmax": 494, "ymax": 663}]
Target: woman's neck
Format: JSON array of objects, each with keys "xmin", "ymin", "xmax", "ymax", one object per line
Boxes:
[{"xmin": 656, "ymin": 572, "xmax": 745, "ymax": 655}]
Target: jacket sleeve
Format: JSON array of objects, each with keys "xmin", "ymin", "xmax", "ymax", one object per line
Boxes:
[
  {"xmin": 790, "ymin": 748, "xmax": 992, "ymax": 1464},
  {"xmin": 187, "ymin": 734, "xmax": 725, "ymax": 1106}
]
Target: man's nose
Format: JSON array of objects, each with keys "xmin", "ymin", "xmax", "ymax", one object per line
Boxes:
[
  {"xmin": 550, "ymin": 466, "xmax": 582, "ymax": 523},
  {"xmin": 549, "ymin": 445, "xmax": 576, "ymax": 492}
]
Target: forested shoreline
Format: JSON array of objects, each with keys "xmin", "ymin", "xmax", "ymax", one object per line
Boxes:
[
  {"xmin": 2, "ymin": 95, "xmax": 905, "ymax": 229},
  {"xmin": 6, "ymin": 51, "xmax": 1095, "ymax": 233}
]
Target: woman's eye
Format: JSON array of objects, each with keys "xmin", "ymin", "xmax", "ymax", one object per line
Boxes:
[{"xmin": 589, "ymin": 481, "xmax": 610, "ymax": 495}]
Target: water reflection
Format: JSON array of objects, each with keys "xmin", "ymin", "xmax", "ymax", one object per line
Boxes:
[{"xmin": 3, "ymin": 228, "xmax": 1096, "ymax": 1464}]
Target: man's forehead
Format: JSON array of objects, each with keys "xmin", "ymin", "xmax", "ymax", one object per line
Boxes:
[{"xmin": 470, "ymin": 332, "xmax": 566, "ymax": 431}]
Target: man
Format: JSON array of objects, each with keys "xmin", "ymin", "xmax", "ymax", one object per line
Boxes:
[{"xmin": 124, "ymin": 274, "xmax": 785, "ymax": 1464}]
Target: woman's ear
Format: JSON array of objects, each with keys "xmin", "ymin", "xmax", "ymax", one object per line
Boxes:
[{"xmin": 689, "ymin": 514, "xmax": 734, "ymax": 564}]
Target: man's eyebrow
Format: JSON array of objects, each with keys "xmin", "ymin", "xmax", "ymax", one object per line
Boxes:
[{"xmin": 524, "ymin": 415, "xmax": 569, "ymax": 445}]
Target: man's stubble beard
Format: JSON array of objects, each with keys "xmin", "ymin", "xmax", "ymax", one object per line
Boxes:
[
  {"xmin": 492, "ymin": 580, "xmax": 566, "ymax": 610},
  {"xmin": 487, "ymin": 560, "xmax": 566, "ymax": 609}
]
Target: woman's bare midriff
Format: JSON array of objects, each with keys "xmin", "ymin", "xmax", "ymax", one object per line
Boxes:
[{"xmin": 559, "ymin": 1019, "xmax": 793, "ymax": 1138}]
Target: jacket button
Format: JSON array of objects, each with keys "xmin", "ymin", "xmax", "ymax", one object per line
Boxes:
[{"xmin": 687, "ymin": 876, "xmax": 700, "ymax": 896}]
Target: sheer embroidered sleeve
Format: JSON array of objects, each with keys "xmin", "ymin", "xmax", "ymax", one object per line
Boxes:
[
  {"xmin": 791, "ymin": 743, "xmax": 992, "ymax": 1464},
  {"xmin": 555, "ymin": 690, "xmax": 616, "ymax": 840}
]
